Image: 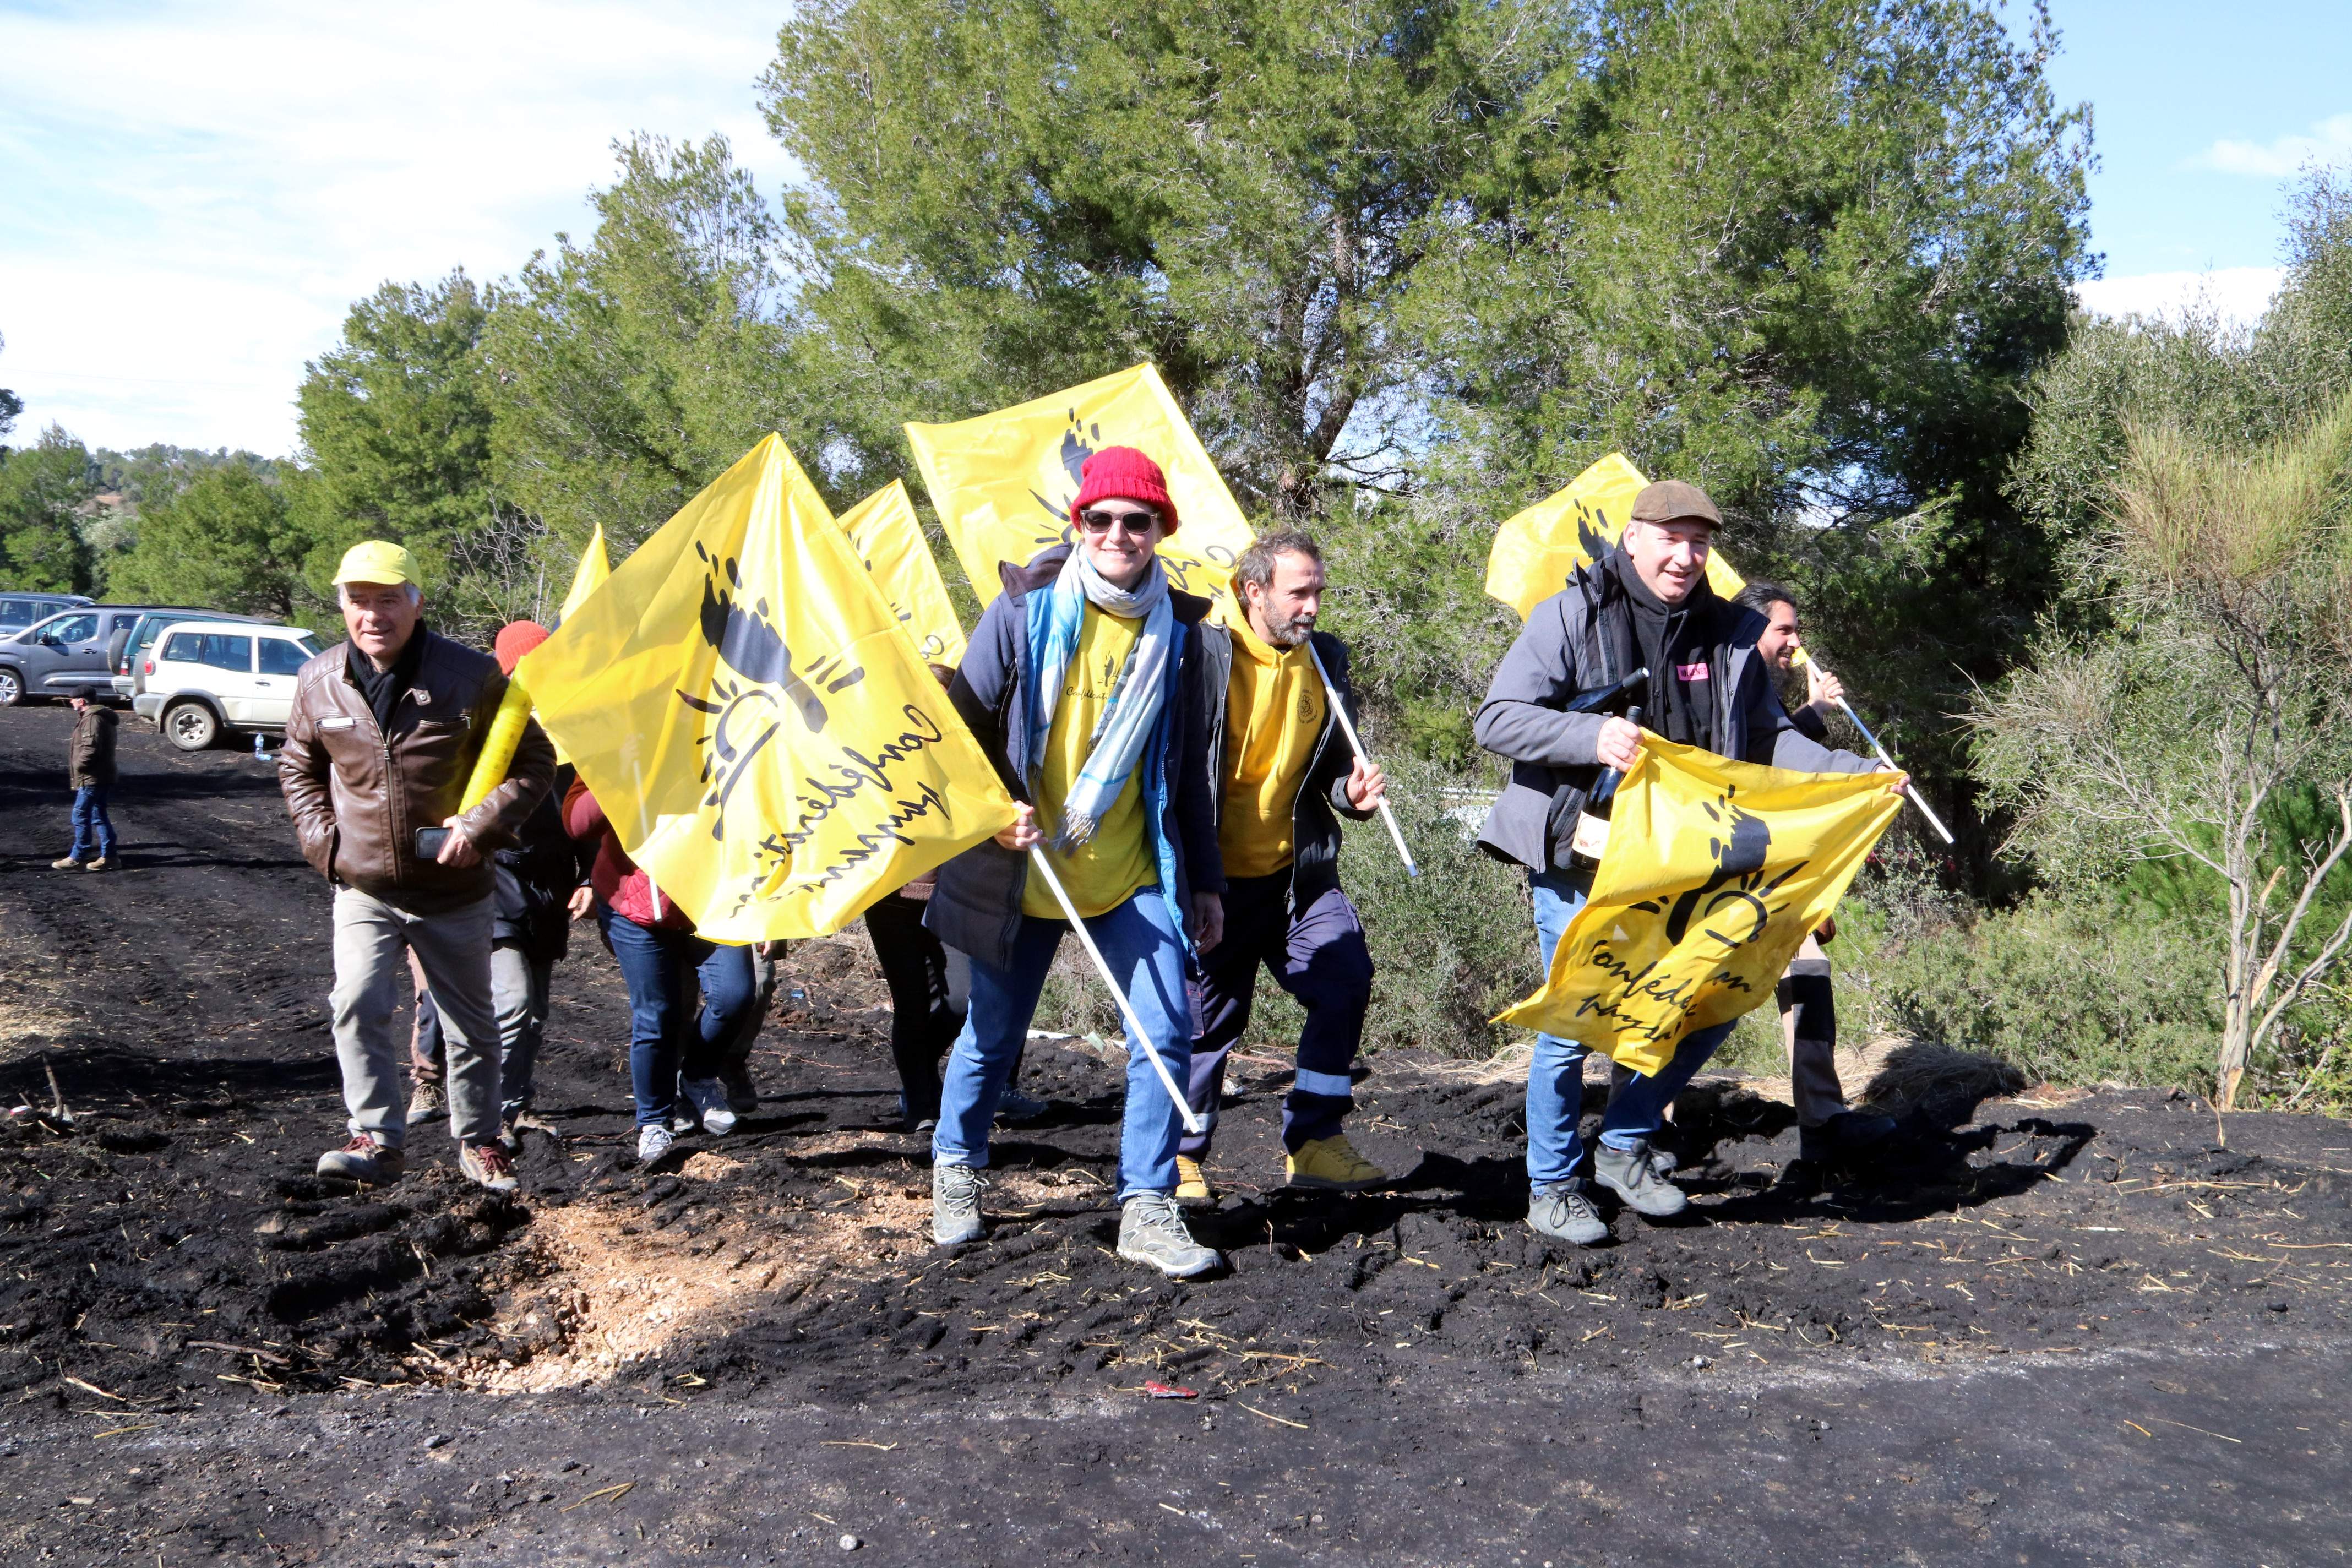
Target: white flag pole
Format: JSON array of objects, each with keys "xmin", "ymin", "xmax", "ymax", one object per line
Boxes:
[
  {"xmin": 1305, "ymin": 642, "xmax": 1418, "ymax": 878},
  {"xmin": 1803, "ymin": 655, "xmax": 1954, "ymax": 846},
  {"xmin": 1025, "ymin": 846, "xmax": 1205, "ymax": 1135}
]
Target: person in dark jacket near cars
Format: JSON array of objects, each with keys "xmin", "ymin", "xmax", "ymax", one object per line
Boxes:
[
  {"xmin": 1176, "ymin": 530, "xmax": 1389, "ymax": 1207},
  {"xmin": 278, "ymin": 543, "xmax": 556, "ymax": 1194},
  {"xmin": 1473, "ymin": 483, "xmax": 1896, "ymax": 1247},
  {"xmin": 53, "ymin": 686, "xmax": 118, "ymax": 872},
  {"xmin": 565, "ymin": 776, "xmax": 757, "ymax": 1166},
  {"xmin": 923, "ymin": 445, "xmax": 1226, "ymax": 1278},
  {"xmin": 405, "ymin": 621, "xmax": 594, "ymax": 1142}
]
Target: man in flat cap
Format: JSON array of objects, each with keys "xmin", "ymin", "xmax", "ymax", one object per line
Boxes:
[{"xmin": 1473, "ymin": 478, "xmax": 1892, "ymax": 1246}]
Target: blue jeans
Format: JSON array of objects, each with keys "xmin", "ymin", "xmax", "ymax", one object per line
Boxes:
[
  {"xmin": 935, "ymin": 891, "xmax": 1191, "ymax": 1201},
  {"xmin": 598, "ymin": 907, "xmax": 758, "ymax": 1130},
  {"xmin": 1526, "ymin": 866, "xmax": 1736, "ymax": 1186},
  {"xmin": 70, "ymin": 786, "xmax": 116, "ymax": 862}
]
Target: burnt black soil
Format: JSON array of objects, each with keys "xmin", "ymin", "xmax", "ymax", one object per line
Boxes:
[{"xmin": 1, "ymin": 703, "xmax": 2348, "ymax": 1566}]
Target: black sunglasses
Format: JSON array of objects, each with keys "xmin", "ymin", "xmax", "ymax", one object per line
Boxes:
[{"xmin": 1077, "ymin": 507, "xmax": 1161, "ymax": 536}]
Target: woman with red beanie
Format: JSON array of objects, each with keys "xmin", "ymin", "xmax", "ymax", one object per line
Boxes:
[{"xmin": 922, "ymin": 445, "xmax": 1227, "ymax": 1278}]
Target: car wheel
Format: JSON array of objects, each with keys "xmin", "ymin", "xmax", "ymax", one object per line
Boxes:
[
  {"xmin": 0, "ymin": 668, "xmax": 19, "ymax": 706},
  {"xmin": 164, "ymin": 700, "xmax": 220, "ymax": 751}
]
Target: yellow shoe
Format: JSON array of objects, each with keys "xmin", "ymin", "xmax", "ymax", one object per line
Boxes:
[
  {"xmin": 1284, "ymin": 1135, "xmax": 1388, "ymax": 1192},
  {"xmin": 1174, "ymin": 1155, "xmax": 1216, "ymax": 1210}
]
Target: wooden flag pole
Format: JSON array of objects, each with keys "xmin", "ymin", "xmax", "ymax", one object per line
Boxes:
[
  {"xmin": 1025, "ymin": 847, "xmax": 1205, "ymax": 1135},
  {"xmin": 1305, "ymin": 643, "xmax": 1418, "ymax": 878}
]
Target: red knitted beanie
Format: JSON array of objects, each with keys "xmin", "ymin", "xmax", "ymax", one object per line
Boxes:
[
  {"xmin": 494, "ymin": 620, "xmax": 550, "ymax": 676},
  {"xmin": 1070, "ymin": 446, "xmax": 1179, "ymax": 533}
]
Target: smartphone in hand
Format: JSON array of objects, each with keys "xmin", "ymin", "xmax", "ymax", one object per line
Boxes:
[{"xmin": 415, "ymin": 826, "xmax": 451, "ymax": 861}]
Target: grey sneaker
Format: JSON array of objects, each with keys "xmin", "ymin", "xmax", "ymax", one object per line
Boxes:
[
  {"xmin": 1117, "ymin": 1193, "xmax": 1219, "ymax": 1278},
  {"xmin": 933, "ymin": 1164, "xmax": 987, "ymax": 1245},
  {"xmin": 317, "ymin": 1135, "xmax": 405, "ymax": 1183},
  {"xmin": 996, "ymin": 1088, "xmax": 1049, "ymax": 1125},
  {"xmin": 636, "ymin": 1124, "xmax": 676, "ymax": 1164},
  {"xmin": 460, "ymin": 1143, "xmax": 519, "ymax": 1194},
  {"xmin": 679, "ymin": 1077, "xmax": 737, "ymax": 1135},
  {"xmin": 1527, "ymin": 1179, "xmax": 1608, "ymax": 1246},
  {"xmin": 1594, "ymin": 1140, "xmax": 1688, "ymax": 1217},
  {"xmin": 405, "ymin": 1080, "xmax": 446, "ymax": 1127}
]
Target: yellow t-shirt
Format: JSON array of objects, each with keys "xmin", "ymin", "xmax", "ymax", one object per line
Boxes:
[
  {"xmin": 1021, "ymin": 604, "xmax": 1159, "ymax": 919},
  {"xmin": 1217, "ymin": 616, "xmax": 1326, "ymax": 879}
]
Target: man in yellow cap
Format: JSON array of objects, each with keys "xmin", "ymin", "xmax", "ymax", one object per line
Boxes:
[{"xmin": 277, "ymin": 541, "xmax": 556, "ymax": 1194}]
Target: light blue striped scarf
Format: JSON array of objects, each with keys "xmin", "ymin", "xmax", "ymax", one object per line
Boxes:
[{"xmin": 1023, "ymin": 550, "xmax": 1174, "ymax": 851}]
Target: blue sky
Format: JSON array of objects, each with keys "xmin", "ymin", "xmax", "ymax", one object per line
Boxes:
[{"xmin": 1, "ymin": 0, "xmax": 2348, "ymax": 455}]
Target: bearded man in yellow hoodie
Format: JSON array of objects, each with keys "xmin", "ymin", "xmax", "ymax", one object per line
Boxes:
[{"xmin": 1177, "ymin": 531, "xmax": 1390, "ymax": 1206}]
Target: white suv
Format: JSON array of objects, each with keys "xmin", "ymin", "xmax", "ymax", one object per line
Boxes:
[{"xmin": 134, "ymin": 620, "xmax": 324, "ymax": 750}]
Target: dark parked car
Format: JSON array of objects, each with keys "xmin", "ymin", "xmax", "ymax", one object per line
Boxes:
[
  {"xmin": 0, "ymin": 605, "xmax": 208, "ymax": 706},
  {"xmin": 111, "ymin": 608, "xmax": 274, "ymax": 700},
  {"xmin": 0, "ymin": 592, "xmax": 92, "ymax": 634}
]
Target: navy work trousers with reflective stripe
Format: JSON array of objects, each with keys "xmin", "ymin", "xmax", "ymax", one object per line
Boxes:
[{"xmin": 1183, "ymin": 871, "xmax": 1373, "ymax": 1157}]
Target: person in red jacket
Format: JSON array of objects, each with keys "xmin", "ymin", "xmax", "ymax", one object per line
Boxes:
[{"xmin": 564, "ymin": 778, "xmax": 757, "ymax": 1164}]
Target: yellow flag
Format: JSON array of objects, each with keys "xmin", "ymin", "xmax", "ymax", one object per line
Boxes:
[
  {"xmin": 905, "ymin": 362, "xmax": 1257, "ymax": 603},
  {"xmin": 1494, "ymin": 739, "xmax": 1898, "ymax": 1074},
  {"xmin": 1484, "ymin": 454, "xmax": 1746, "ymax": 619},
  {"xmin": 557, "ymin": 523, "xmax": 611, "ymax": 624},
  {"xmin": 543, "ymin": 525, "xmax": 613, "ymax": 766},
  {"xmin": 836, "ymin": 480, "xmax": 967, "ymax": 668},
  {"xmin": 517, "ymin": 436, "xmax": 1022, "ymax": 942}
]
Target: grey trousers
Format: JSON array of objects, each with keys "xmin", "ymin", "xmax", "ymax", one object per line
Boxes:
[
  {"xmin": 333, "ymin": 887, "xmax": 500, "ymax": 1147},
  {"xmin": 410, "ymin": 944, "xmax": 554, "ymax": 1121},
  {"xmin": 1777, "ymin": 932, "xmax": 1848, "ymax": 1127}
]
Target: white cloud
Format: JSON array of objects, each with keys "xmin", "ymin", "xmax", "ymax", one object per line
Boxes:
[
  {"xmin": 2191, "ymin": 113, "xmax": 2352, "ymax": 179},
  {"xmin": 2074, "ymin": 267, "xmax": 2283, "ymax": 329},
  {"xmin": 0, "ymin": 0, "xmax": 797, "ymax": 455}
]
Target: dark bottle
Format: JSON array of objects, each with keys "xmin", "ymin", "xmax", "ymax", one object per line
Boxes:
[{"xmin": 1570, "ymin": 703, "xmax": 1645, "ymax": 870}]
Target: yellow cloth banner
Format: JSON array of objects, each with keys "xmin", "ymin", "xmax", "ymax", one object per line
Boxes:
[
  {"xmin": 905, "ymin": 362, "xmax": 1258, "ymax": 603},
  {"xmin": 558, "ymin": 523, "xmax": 611, "ymax": 624},
  {"xmin": 517, "ymin": 436, "xmax": 1022, "ymax": 942},
  {"xmin": 1494, "ymin": 738, "xmax": 1898, "ymax": 1074},
  {"xmin": 836, "ymin": 480, "xmax": 967, "ymax": 668},
  {"xmin": 546, "ymin": 525, "xmax": 612, "ymax": 765},
  {"xmin": 1484, "ymin": 454, "xmax": 1746, "ymax": 620}
]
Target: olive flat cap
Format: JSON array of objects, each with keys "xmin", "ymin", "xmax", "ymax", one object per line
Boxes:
[{"xmin": 1630, "ymin": 479, "xmax": 1723, "ymax": 529}]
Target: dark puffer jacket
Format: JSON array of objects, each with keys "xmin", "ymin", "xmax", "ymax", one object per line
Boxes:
[{"xmin": 923, "ymin": 546, "xmax": 1224, "ymax": 970}]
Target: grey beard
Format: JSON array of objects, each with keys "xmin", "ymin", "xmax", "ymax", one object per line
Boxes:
[{"xmin": 1260, "ymin": 611, "xmax": 1313, "ymax": 648}]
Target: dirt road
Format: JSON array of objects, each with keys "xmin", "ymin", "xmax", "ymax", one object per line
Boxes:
[{"xmin": 1, "ymin": 705, "xmax": 2346, "ymax": 1565}]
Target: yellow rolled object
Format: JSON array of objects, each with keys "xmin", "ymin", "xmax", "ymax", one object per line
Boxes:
[{"xmin": 459, "ymin": 676, "xmax": 535, "ymax": 814}]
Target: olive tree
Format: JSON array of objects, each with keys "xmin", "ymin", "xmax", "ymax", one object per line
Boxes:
[{"xmin": 1974, "ymin": 398, "xmax": 2352, "ymax": 1106}]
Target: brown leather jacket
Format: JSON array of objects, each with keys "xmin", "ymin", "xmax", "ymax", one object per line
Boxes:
[{"xmin": 277, "ymin": 631, "xmax": 557, "ymax": 914}]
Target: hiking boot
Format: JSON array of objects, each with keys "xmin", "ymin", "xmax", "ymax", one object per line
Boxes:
[
  {"xmin": 1594, "ymin": 1140, "xmax": 1688, "ymax": 1217},
  {"xmin": 85, "ymin": 857, "xmax": 113, "ymax": 873},
  {"xmin": 50, "ymin": 857, "xmax": 85, "ymax": 870},
  {"xmin": 1174, "ymin": 1155, "xmax": 1216, "ymax": 1210},
  {"xmin": 996, "ymin": 1088, "xmax": 1049, "ymax": 1125},
  {"xmin": 933, "ymin": 1163, "xmax": 987, "ymax": 1246},
  {"xmin": 1527, "ymin": 1179, "xmax": 1609, "ymax": 1246},
  {"xmin": 406, "ymin": 1079, "xmax": 447, "ymax": 1126},
  {"xmin": 679, "ymin": 1077, "xmax": 737, "ymax": 1135},
  {"xmin": 1800, "ymin": 1110, "xmax": 1898, "ymax": 1164},
  {"xmin": 719, "ymin": 1061, "xmax": 760, "ymax": 1113},
  {"xmin": 1117, "ymin": 1193, "xmax": 1219, "ymax": 1278},
  {"xmin": 460, "ymin": 1143, "xmax": 519, "ymax": 1193},
  {"xmin": 317, "ymin": 1135, "xmax": 405, "ymax": 1183},
  {"xmin": 1284, "ymin": 1134, "xmax": 1388, "ymax": 1192},
  {"xmin": 636, "ymin": 1124, "xmax": 676, "ymax": 1164}
]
